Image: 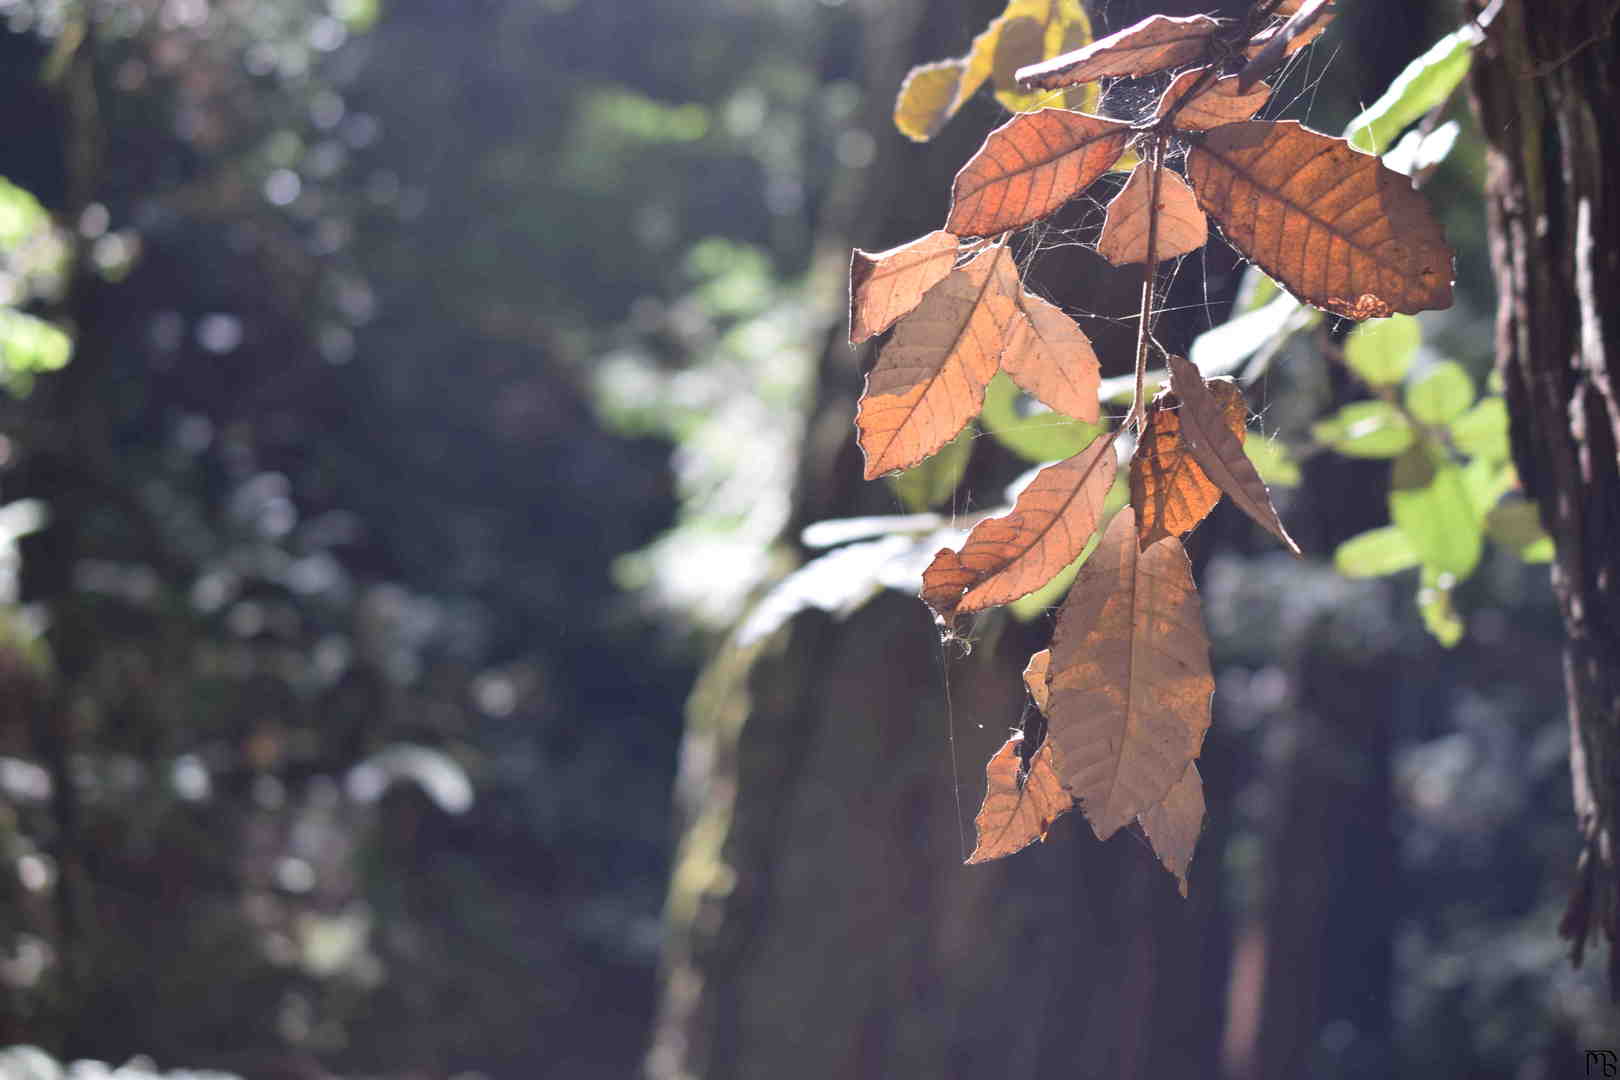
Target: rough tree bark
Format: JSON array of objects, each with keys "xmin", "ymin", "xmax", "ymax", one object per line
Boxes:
[{"xmin": 1467, "ymin": 0, "xmax": 1620, "ymax": 983}]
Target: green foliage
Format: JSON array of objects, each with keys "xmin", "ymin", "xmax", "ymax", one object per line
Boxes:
[
  {"xmin": 980, "ymin": 370, "xmax": 1101, "ymax": 462},
  {"xmin": 1405, "ymin": 360, "xmax": 1475, "ymax": 424},
  {"xmin": 1343, "ymin": 314, "xmax": 1419, "ymax": 387},
  {"xmin": 1334, "ymin": 525, "xmax": 1419, "ymax": 579},
  {"xmin": 1312, "ymin": 399, "xmax": 1414, "ymax": 458},
  {"xmin": 0, "ymin": 175, "xmax": 73, "ymax": 394},
  {"xmin": 888, "ymin": 425, "xmax": 975, "ymax": 510},
  {"xmin": 1346, "ymin": 24, "xmax": 1480, "ymax": 153}
]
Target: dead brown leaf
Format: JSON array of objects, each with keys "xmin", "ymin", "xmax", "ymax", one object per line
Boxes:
[
  {"xmin": 1137, "ymin": 764, "xmax": 1205, "ymax": 896},
  {"xmin": 1186, "ymin": 120, "xmax": 1454, "ymax": 318},
  {"xmin": 1015, "ymin": 14, "xmax": 1221, "ymax": 90},
  {"xmin": 966, "ymin": 736, "xmax": 1075, "ymax": 864},
  {"xmin": 921, "ymin": 432, "xmax": 1116, "ymax": 621},
  {"xmin": 947, "ymin": 109, "xmax": 1133, "ymax": 238},
  {"xmin": 1156, "ymin": 69, "xmax": 1271, "ymax": 130},
  {"xmin": 1165, "ymin": 354, "xmax": 1301, "ymax": 554},
  {"xmin": 1001, "ymin": 291, "xmax": 1101, "ymax": 422},
  {"xmin": 856, "ymin": 245, "xmax": 1019, "ymax": 479},
  {"xmin": 1023, "ymin": 649, "xmax": 1052, "ymax": 712},
  {"xmin": 1130, "ymin": 377, "xmax": 1248, "ymax": 550},
  {"xmin": 1096, "ymin": 162, "xmax": 1208, "ymax": 267},
  {"xmin": 849, "ymin": 231, "xmax": 960, "ymax": 344},
  {"xmin": 1044, "ymin": 508, "xmax": 1214, "ymax": 840},
  {"xmin": 1240, "ymin": 0, "xmax": 1335, "ymax": 89}
]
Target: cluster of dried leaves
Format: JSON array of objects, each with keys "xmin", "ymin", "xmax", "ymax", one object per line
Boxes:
[{"xmin": 849, "ymin": 0, "xmax": 1455, "ymax": 893}]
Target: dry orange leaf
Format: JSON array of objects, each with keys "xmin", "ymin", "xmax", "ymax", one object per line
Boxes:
[
  {"xmin": 1015, "ymin": 14, "xmax": 1220, "ymax": 91},
  {"xmin": 1096, "ymin": 162, "xmax": 1208, "ymax": 267},
  {"xmin": 1023, "ymin": 648, "xmax": 1052, "ymax": 712},
  {"xmin": 966, "ymin": 736, "xmax": 1075, "ymax": 864},
  {"xmin": 1156, "ymin": 69, "xmax": 1271, "ymax": 130},
  {"xmin": 921, "ymin": 433, "xmax": 1116, "ymax": 622},
  {"xmin": 1001, "ymin": 290, "xmax": 1101, "ymax": 422},
  {"xmin": 849, "ymin": 230, "xmax": 960, "ymax": 344},
  {"xmin": 856, "ymin": 245, "xmax": 1019, "ymax": 479},
  {"xmin": 1186, "ymin": 120, "xmax": 1454, "ymax": 318},
  {"xmin": 1130, "ymin": 377, "xmax": 1248, "ymax": 550},
  {"xmin": 1166, "ymin": 355, "xmax": 1301, "ymax": 555},
  {"xmin": 1043, "ymin": 508, "xmax": 1213, "ymax": 840},
  {"xmin": 1239, "ymin": 0, "xmax": 1336, "ymax": 90},
  {"xmin": 947, "ymin": 109, "xmax": 1133, "ymax": 238},
  {"xmin": 1137, "ymin": 763, "xmax": 1205, "ymax": 896}
]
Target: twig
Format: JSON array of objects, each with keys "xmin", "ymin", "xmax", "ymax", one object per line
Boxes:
[{"xmin": 1127, "ymin": 137, "xmax": 1165, "ymax": 435}]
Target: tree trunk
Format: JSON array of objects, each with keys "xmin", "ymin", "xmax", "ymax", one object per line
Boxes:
[{"xmin": 1467, "ymin": 0, "xmax": 1620, "ymax": 983}]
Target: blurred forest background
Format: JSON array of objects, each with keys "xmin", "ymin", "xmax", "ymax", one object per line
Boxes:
[{"xmin": 0, "ymin": 0, "xmax": 1611, "ymax": 1077}]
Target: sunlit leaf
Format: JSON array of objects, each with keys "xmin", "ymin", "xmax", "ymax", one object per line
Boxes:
[
  {"xmin": 1166, "ymin": 355, "xmax": 1300, "ymax": 554},
  {"xmin": 1238, "ymin": 0, "xmax": 1335, "ymax": 90},
  {"xmin": 1096, "ymin": 163, "xmax": 1208, "ymax": 267},
  {"xmin": 1187, "ymin": 121, "xmax": 1455, "ymax": 318},
  {"xmin": 1156, "ymin": 70, "xmax": 1270, "ymax": 131},
  {"xmin": 921, "ymin": 433, "xmax": 1116, "ymax": 621},
  {"xmin": 1346, "ymin": 25, "xmax": 1479, "ymax": 153},
  {"xmin": 1344, "ymin": 314, "xmax": 1420, "ymax": 387},
  {"xmin": 966, "ymin": 737, "xmax": 1076, "ymax": 863},
  {"xmin": 849, "ymin": 230, "xmax": 960, "ymax": 343},
  {"xmin": 1023, "ymin": 648, "xmax": 1052, "ymax": 711},
  {"xmin": 894, "ymin": 61, "xmax": 970, "ymax": 142},
  {"xmin": 1044, "ymin": 509, "xmax": 1213, "ymax": 840},
  {"xmin": 1002, "ymin": 289, "xmax": 1101, "ymax": 422},
  {"xmin": 1450, "ymin": 395, "xmax": 1511, "ymax": 462},
  {"xmin": 1390, "ymin": 445, "xmax": 1483, "ymax": 580},
  {"xmin": 1131, "ymin": 379, "xmax": 1248, "ymax": 549},
  {"xmin": 947, "ymin": 109, "xmax": 1133, "ymax": 237},
  {"xmin": 1016, "ymin": 14, "xmax": 1220, "ymax": 91},
  {"xmin": 1243, "ymin": 436, "xmax": 1301, "ymax": 488},
  {"xmin": 1333, "ymin": 525, "xmax": 1420, "ymax": 578},
  {"xmin": 1312, "ymin": 399, "xmax": 1414, "ymax": 458},
  {"xmin": 1405, "ymin": 361, "xmax": 1475, "ymax": 425},
  {"xmin": 1137, "ymin": 764, "xmax": 1204, "ymax": 896},
  {"xmin": 857, "ymin": 246, "xmax": 1020, "ymax": 479},
  {"xmin": 1486, "ymin": 497, "xmax": 1555, "ymax": 564},
  {"xmin": 1417, "ymin": 565, "xmax": 1463, "ymax": 647}
]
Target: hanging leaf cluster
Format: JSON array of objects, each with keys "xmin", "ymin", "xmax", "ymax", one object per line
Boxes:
[{"xmin": 849, "ymin": 0, "xmax": 1458, "ymax": 892}]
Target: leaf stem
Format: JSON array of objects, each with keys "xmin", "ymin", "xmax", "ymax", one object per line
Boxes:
[{"xmin": 1127, "ymin": 137, "xmax": 1164, "ymax": 435}]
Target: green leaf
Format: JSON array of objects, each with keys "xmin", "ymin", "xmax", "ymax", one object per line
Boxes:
[
  {"xmin": 1312, "ymin": 400, "xmax": 1414, "ymax": 459},
  {"xmin": 1449, "ymin": 395, "xmax": 1510, "ymax": 462},
  {"xmin": 1344, "ymin": 314, "xmax": 1419, "ymax": 387},
  {"xmin": 981, "ymin": 370, "xmax": 1102, "ymax": 463},
  {"xmin": 1417, "ymin": 566, "xmax": 1464, "ymax": 647},
  {"xmin": 1458, "ymin": 455, "xmax": 1513, "ymax": 518},
  {"xmin": 1405, "ymin": 361, "xmax": 1475, "ymax": 425},
  {"xmin": 1486, "ymin": 497, "xmax": 1554, "ymax": 563},
  {"xmin": 1346, "ymin": 26, "xmax": 1479, "ymax": 153},
  {"xmin": 1389, "ymin": 446, "xmax": 1483, "ymax": 580},
  {"xmin": 1243, "ymin": 436, "xmax": 1301, "ymax": 488},
  {"xmin": 886, "ymin": 424, "xmax": 974, "ymax": 510},
  {"xmin": 0, "ymin": 178, "xmax": 50, "ymax": 251},
  {"xmin": 0, "ymin": 309, "xmax": 72, "ymax": 391},
  {"xmin": 1334, "ymin": 525, "xmax": 1420, "ymax": 579}
]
